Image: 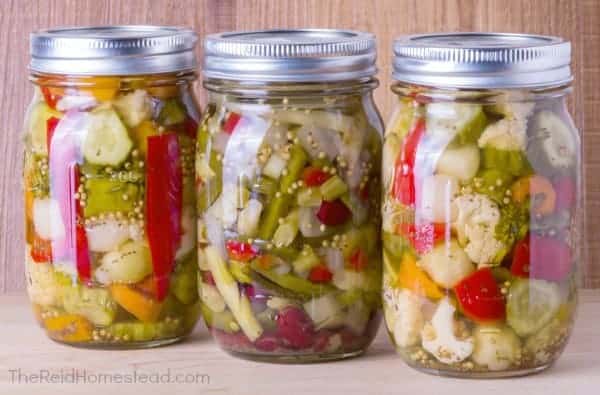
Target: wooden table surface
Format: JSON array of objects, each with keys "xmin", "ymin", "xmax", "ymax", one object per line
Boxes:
[{"xmin": 0, "ymin": 290, "xmax": 598, "ymax": 395}]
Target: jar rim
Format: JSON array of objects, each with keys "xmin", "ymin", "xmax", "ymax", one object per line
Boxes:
[
  {"xmin": 392, "ymin": 33, "xmax": 572, "ymax": 89},
  {"xmin": 30, "ymin": 25, "xmax": 198, "ymax": 76},
  {"xmin": 203, "ymin": 29, "xmax": 377, "ymax": 82}
]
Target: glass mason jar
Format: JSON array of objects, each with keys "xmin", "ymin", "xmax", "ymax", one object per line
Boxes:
[
  {"xmin": 197, "ymin": 30, "xmax": 383, "ymax": 362},
  {"xmin": 24, "ymin": 26, "xmax": 201, "ymax": 348},
  {"xmin": 382, "ymin": 34, "xmax": 580, "ymax": 377}
]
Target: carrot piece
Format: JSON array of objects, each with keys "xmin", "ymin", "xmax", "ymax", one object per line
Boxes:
[
  {"xmin": 110, "ymin": 283, "xmax": 164, "ymax": 323},
  {"xmin": 511, "ymin": 175, "xmax": 556, "ymax": 215}
]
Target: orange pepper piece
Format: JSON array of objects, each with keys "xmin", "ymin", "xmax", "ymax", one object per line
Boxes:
[
  {"xmin": 511, "ymin": 175, "xmax": 556, "ymax": 215},
  {"xmin": 396, "ymin": 252, "xmax": 444, "ymax": 300},
  {"xmin": 110, "ymin": 281, "xmax": 163, "ymax": 323},
  {"xmin": 44, "ymin": 314, "xmax": 93, "ymax": 343}
]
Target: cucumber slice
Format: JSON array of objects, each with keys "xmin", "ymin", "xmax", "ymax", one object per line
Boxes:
[
  {"xmin": 104, "ymin": 320, "xmax": 181, "ymax": 342},
  {"xmin": 420, "ymin": 240, "xmax": 474, "ymax": 289},
  {"xmin": 84, "ymin": 178, "xmax": 139, "ymax": 218},
  {"xmin": 171, "ymin": 257, "xmax": 199, "ymax": 305},
  {"xmin": 251, "ymin": 262, "xmax": 335, "ymax": 299},
  {"xmin": 85, "ymin": 218, "xmax": 130, "ymax": 253},
  {"xmin": 83, "ymin": 109, "xmax": 133, "ymax": 166},
  {"xmin": 158, "ymin": 99, "xmax": 186, "ymax": 126},
  {"xmin": 95, "ymin": 241, "xmax": 152, "ymax": 285},
  {"xmin": 506, "ymin": 279, "xmax": 561, "ymax": 337},
  {"xmin": 435, "ymin": 144, "xmax": 480, "ymax": 181},
  {"xmin": 28, "ymin": 102, "xmax": 62, "ymax": 155},
  {"xmin": 529, "ymin": 110, "xmax": 576, "ymax": 171},
  {"xmin": 62, "ymin": 285, "xmax": 118, "ymax": 326},
  {"xmin": 426, "ymin": 103, "xmax": 488, "ymax": 145},
  {"xmin": 481, "ymin": 147, "xmax": 531, "ymax": 177},
  {"xmin": 383, "ymin": 231, "xmax": 407, "ymax": 260}
]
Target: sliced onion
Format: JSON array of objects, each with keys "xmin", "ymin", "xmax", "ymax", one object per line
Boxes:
[
  {"xmin": 297, "ymin": 126, "xmax": 340, "ymax": 161},
  {"xmin": 175, "ymin": 206, "xmax": 197, "ymax": 260},
  {"xmin": 298, "ymin": 207, "xmax": 329, "ymax": 238},
  {"xmin": 203, "ymin": 210, "xmax": 226, "ymax": 259},
  {"xmin": 319, "ymin": 247, "xmax": 344, "ymax": 273}
]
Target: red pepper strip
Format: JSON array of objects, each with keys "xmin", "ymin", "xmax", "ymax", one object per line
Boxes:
[
  {"xmin": 391, "ymin": 118, "xmax": 426, "ymax": 206},
  {"xmin": 183, "ymin": 117, "xmax": 198, "ymax": 140},
  {"xmin": 398, "ymin": 222, "xmax": 447, "ymax": 255},
  {"xmin": 41, "ymin": 86, "xmax": 61, "ymax": 109},
  {"xmin": 316, "ymin": 199, "xmax": 352, "ymax": 226},
  {"xmin": 46, "ymin": 117, "xmax": 60, "ymax": 155},
  {"xmin": 511, "ymin": 237, "xmax": 531, "ymax": 278},
  {"xmin": 146, "ymin": 133, "xmax": 183, "ymax": 301},
  {"xmin": 348, "ymin": 248, "xmax": 368, "ymax": 271},
  {"xmin": 72, "ymin": 165, "xmax": 91, "ymax": 281},
  {"xmin": 302, "ymin": 166, "xmax": 331, "ymax": 187},
  {"xmin": 226, "ymin": 240, "xmax": 258, "ymax": 262},
  {"xmin": 454, "ymin": 268, "xmax": 505, "ymax": 323},
  {"xmin": 222, "ymin": 112, "xmax": 241, "ymax": 135},
  {"xmin": 308, "ymin": 264, "xmax": 333, "ymax": 283}
]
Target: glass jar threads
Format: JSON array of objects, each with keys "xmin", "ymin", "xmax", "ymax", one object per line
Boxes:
[
  {"xmin": 24, "ymin": 26, "xmax": 201, "ymax": 348},
  {"xmin": 197, "ymin": 29, "xmax": 383, "ymax": 362},
  {"xmin": 382, "ymin": 33, "xmax": 580, "ymax": 377}
]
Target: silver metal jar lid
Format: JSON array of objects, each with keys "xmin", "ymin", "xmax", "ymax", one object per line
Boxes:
[
  {"xmin": 393, "ymin": 33, "xmax": 572, "ymax": 89},
  {"xmin": 30, "ymin": 25, "xmax": 198, "ymax": 75},
  {"xmin": 203, "ymin": 29, "xmax": 377, "ymax": 82}
]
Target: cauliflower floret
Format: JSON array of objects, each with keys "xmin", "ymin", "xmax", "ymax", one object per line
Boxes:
[
  {"xmin": 112, "ymin": 89, "xmax": 152, "ymax": 128},
  {"xmin": 421, "ymin": 297, "xmax": 474, "ymax": 364},
  {"xmin": 472, "ymin": 325, "xmax": 521, "ymax": 371},
  {"xmin": 452, "ymin": 194, "xmax": 505, "ymax": 265},
  {"xmin": 383, "ymin": 288, "xmax": 425, "ymax": 348},
  {"xmin": 25, "ymin": 250, "xmax": 60, "ymax": 307},
  {"xmin": 492, "ymin": 102, "xmax": 535, "ymax": 122},
  {"xmin": 478, "ymin": 103, "xmax": 535, "ymax": 151}
]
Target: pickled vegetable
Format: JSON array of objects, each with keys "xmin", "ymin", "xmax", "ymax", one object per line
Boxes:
[
  {"xmin": 24, "ymin": 72, "xmax": 200, "ymax": 347},
  {"xmin": 196, "ymin": 90, "xmax": 382, "ymax": 359},
  {"xmin": 382, "ymin": 95, "xmax": 577, "ymax": 375}
]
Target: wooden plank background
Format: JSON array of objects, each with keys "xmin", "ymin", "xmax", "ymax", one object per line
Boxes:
[{"xmin": 0, "ymin": 0, "xmax": 598, "ymax": 291}]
